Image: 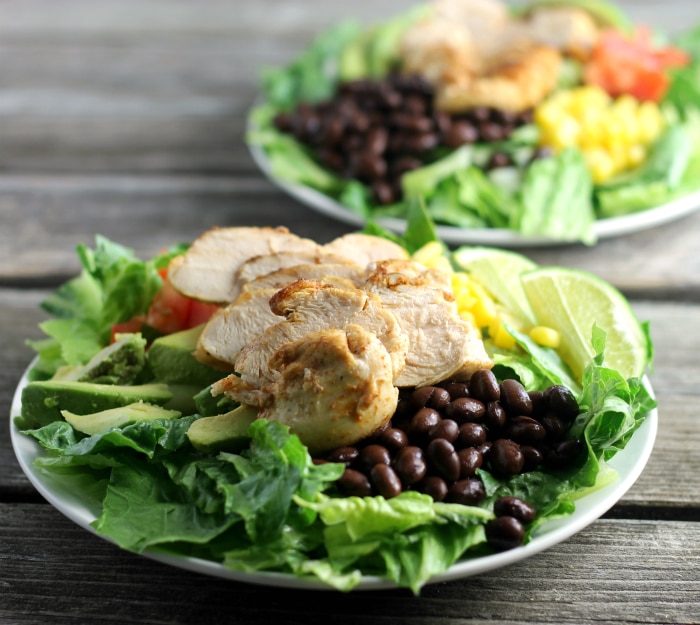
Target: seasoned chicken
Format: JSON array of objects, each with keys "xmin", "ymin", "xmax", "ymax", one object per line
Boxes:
[
  {"xmin": 233, "ymin": 250, "xmax": 360, "ymax": 297},
  {"xmin": 214, "ymin": 325, "xmax": 398, "ymax": 454},
  {"xmin": 194, "ymin": 288, "xmax": 282, "ymax": 370},
  {"xmin": 167, "ymin": 226, "xmax": 318, "ymax": 304},
  {"xmin": 228, "ymin": 280, "xmax": 409, "ymax": 389},
  {"xmin": 398, "ymin": 0, "xmax": 563, "ymax": 112},
  {"xmin": 322, "ymin": 233, "xmax": 410, "ymax": 266},
  {"xmin": 241, "ymin": 262, "xmax": 365, "ymax": 293},
  {"xmin": 435, "ymin": 42, "xmax": 561, "ymax": 113},
  {"xmin": 365, "ymin": 258, "xmax": 453, "ymax": 293},
  {"xmin": 197, "ymin": 269, "xmax": 365, "ymax": 370},
  {"xmin": 364, "ymin": 261, "xmax": 492, "ymax": 387},
  {"xmin": 525, "ymin": 6, "xmax": 600, "ymax": 61}
]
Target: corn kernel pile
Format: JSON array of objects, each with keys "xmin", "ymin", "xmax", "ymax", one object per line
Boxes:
[
  {"xmin": 412, "ymin": 243, "xmax": 560, "ymax": 351},
  {"xmin": 534, "ymin": 85, "xmax": 665, "ymax": 183}
]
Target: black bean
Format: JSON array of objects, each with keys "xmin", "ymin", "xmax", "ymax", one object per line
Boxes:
[
  {"xmin": 409, "ymin": 407, "xmax": 442, "ymax": 437},
  {"xmin": 321, "ymin": 115, "xmax": 345, "ymax": 146},
  {"xmin": 273, "ymin": 111, "xmax": 293, "ymax": 132},
  {"xmin": 528, "ymin": 390, "xmax": 546, "ymax": 419},
  {"xmin": 355, "ymin": 444, "xmax": 391, "ymax": 472},
  {"xmin": 485, "ymin": 152, "xmax": 513, "ymax": 170},
  {"xmin": 393, "ymin": 446, "xmax": 428, "ymax": 486},
  {"xmin": 353, "ymin": 151, "xmax": 387, "ymax": 182},
  {"xmin": 477, "ymin": 441, "xmax": 492, "ymax": 459},
  {"xmin": 371, "ymin": 179, "xmax": 396, "ymax": 205},
  {"xmin": 493, "ymin": 496, "xmax": 537, "ymax": 524},
  {"xmin": 500, "ymin": 379, "xmax": 533, "ymax": 417},
  {"xmin": 370, "ymin": 464, "xmax": 402, "ymax": 499},
  {"xmin": 441, "ymin": 381, "xmax": 470, "ymax": 400},
  {"xmin": 390, "ymin": 155, "xmax": 423, "ymax": 177},
  {"xmin": 446, "ymin": 478, "xmax": 486, "ymax": 505},
  {"xmin": 414, "ymin": 476, "xmax": 448, "ymax": 501},
  {"xmin": 520, "ymin": 444, "xmax": 544, "ymax": 471},
  {"xmin": 326, "ymin": 446, "xmax": 359, "ymax": 465},
  {"xmin": 426, "ymin": 439, "xmax": 460, "ymax": 482},
  {"xmin": 546, "ymin": 439, "xmax": 584, "ymax": 469},
  {"xmin": 507, "ymin": 416, "xmax": 547, "ymax": 445},
  {"xmin": 446, "ymin": 397, "xmax": 485, "ymax": 422},
  {"xmin": 489, "ymin": 439, "xmax": 524, "ymax": 476},
  {"xmin": 483, "ymin": 401, "xmax": 507, "ymax": 432},
  {"xmin": 366, "ymin": 127, "xmax": 389, "ymax": 154},
  {"xmin": 456, "ymin": 422, "xmax": 487, "ymax": 448},
  {"xmin": 544, "ymin": 385, "xmax": 580, "ymax": 423},
  {"xmin": 402, "ymin": 131, "xmax": 439, "ymax": 153},
  {"xmin": 485, "ymin": 516, "xmax": 525, "ymax": 551},
  {"xmin": 338, "ymin": 468, "xmax": 372, "ymax": 497},
  {"xmin": 469, "ymin": 369, "xmax": 500, "ymax": 403},
  {"xmin": 376, "ymin": 427, "xmax": 409, "ymax": 451},
  {"xmin": 410, "ymin": 386, "xmax": 451, "ymax": 410},
  {"xmin": 457, "ymin": 447, "xmax": 483, "ymax": 478},
  {"xmin": 478, "ymin": 121, "xmax": 506, "ymax": 142},
  {"xmin": 540, "ymin": 413, "xmax": 566, "ymax": 442},
  {"xmin": 443, "ymin": 120, "xmax": 479, "ymax": 147},
  {"xmin": 429, "ymin": 418, "xmax": 460, "ymax": 443}
]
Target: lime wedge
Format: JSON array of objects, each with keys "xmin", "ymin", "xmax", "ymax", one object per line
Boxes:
[
  {"xmin": 453, "ymin": 246, "xmax": 538, "ymax": 325},
  {"xmin": 521, "ymin": 267, "xmax": 650, "ymax": 380}
]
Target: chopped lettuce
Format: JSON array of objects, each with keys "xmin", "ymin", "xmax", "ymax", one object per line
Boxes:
[{"xmin": 17, "ymin": 230, "xmax": 656, "ymax": 593}]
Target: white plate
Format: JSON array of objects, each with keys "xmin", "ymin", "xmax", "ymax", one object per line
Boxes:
[
  {"xmin": 249, "ymin": 142, "xmax": 700, "ymax": 248},
  {"xmin": 10, "ymin": 361, "xmax": 657, "ymax": 590}
]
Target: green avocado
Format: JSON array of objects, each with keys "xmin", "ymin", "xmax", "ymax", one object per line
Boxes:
[
  {"xmin": 62, "ymin": 402, "xmax": 181, "ymax": 435},
  {"xmin": 17, "ymin": 380, "xmax": 173, "ymax": 430},
  {"xmin": 187, "ymin": 405, "xmax": 259, "ymax": 453},
  {"xmin": 148, "ymin": 325, "xmax": 224, "ymax": 388},
  {"xmin": 54, "ymin": 333, "xmax": 147, "ymax": 385}
]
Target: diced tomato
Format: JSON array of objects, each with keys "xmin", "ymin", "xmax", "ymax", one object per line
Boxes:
[
  {"xmin": 584, "ymin": 27, "xmax": 691, "ymax": 102},
  {"xmin": 185, "ymin": 300, "xmax": 220, "ymax": 328},
  {"xmin": 145, "ymin": 277, "xmax": 193, "ymax": 335}
]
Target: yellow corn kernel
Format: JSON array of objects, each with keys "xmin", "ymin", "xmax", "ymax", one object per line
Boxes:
[
  {"xmin": 490, "ymin": 322, "xmax": 517, "ymax": 350},
  {"xmin": 584, "ymin": 148, "xmax": 616, "ymax": 183},
  {"xmin": 637, "ymin": 101, "xmax": 665, "ymax": 143},
  {"xmin": 529, "ymin": 326, "xmax": 561, "ymax": 349},
  {"xmin": 627, "ymin": 144, "xmax": 647, "ymax": 168},
  {"xmin": 550, "ymin": 116, "xmax": 581, "ymax": 150}
]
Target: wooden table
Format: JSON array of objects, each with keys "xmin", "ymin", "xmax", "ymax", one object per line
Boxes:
[{"xmin": 2, "ymin": 1, "xmax": 699, "ymax": 622}]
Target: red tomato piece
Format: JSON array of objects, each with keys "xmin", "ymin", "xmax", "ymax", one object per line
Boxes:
[
  {"xmin": 185, "ymin": 300, "xmax": 220, "ymax": 329},
  {"xmin": 145, "ymin": 277, "xmax": 192, "ymax": 335}
]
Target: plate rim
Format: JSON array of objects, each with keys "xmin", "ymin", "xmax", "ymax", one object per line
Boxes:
[
  {"xmin": 10, "ymin": 359, "xmax": 658, "ymax": 591},
  {"xmin": 248, "ymin": 140, "xmax": 700, "ymax": 248}
]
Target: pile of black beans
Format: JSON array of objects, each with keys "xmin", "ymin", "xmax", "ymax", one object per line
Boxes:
[
  {"xmin": 273, "ymin": 74, "xmax": 535, "ymax": 205},
  {"xmin": 316, "ymin": 369, "xmax": 583, "ymax": 550}
]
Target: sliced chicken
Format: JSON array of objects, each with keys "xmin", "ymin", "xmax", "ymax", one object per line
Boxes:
[
  {"xmin": 241, "ymin": 262, "xmax": 365, "ymax": 293},
  {"xmin": 214, "ymin": 325, "xmax": 398, "ymax": 454},
  {"xmin": 228, "ymin": 280, "xmax": 409, "ymax": 389},
  {"xmin": 364, "ymin": 261, "xmax": 492, "ymax": 387},
  {"xmin": 365, "ymin": 258, "xmax": 453, "ymax": 293},
  {"xmin": 322, "ymin": 233, "xmax": 410, "ymax": 266},
  {"xmin": 167, "ymin": 226, "xmax": 318, "ymax": 304},
  {"xmin": 197, "ymin": 267, "xmax": 366, "ymax": 370},
  {"xmin": 233, "ymin": 249, "xmax": 361, "ymax": 298},
  {"xmin": 194, "ymin": 288, "xmax": 282, "ymax": 370},
  {"xmin": 525, "ymin": 6, "xmax": 600, "ymax": 61}
]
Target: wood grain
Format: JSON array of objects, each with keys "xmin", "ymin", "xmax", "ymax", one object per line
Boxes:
[{"xmin": 1, "ymin": 502, "xmax": 698, "ymax": 624}]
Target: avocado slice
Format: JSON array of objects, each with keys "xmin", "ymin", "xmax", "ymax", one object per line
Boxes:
[
  {"xmin": 54, "ymin": 333, "xmax": 147, "ymax": 385},
  {"xmin": 17, "ymin": 380, "xmax": 173, "ymax": 430},
  {"xmin": 62, "ymin": 402, "xmax": 181, "ymax": 435},
  {"xmin": 148, "ymin": 325, "xmax": 224, "ymax": 388},
  {"xmin": 187, "ymin": 405, "xmax": 259, "ymax": 453}
]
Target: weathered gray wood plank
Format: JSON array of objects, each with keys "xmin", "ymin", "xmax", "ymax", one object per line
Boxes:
[
  {"xmin": 1, "ymin": 175, "xmax": 699, "ymax": 293},
  {"xmin": 0, "ymin": 503, "xmax": 698, "ymax": 624}
]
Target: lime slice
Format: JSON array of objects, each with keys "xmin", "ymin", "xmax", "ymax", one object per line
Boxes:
[
  {"xmin": 521, "ymin": 267, "xmax": 649, "ymax": 380},
  {"xmin": 452, "ymin": 246, "xmax": 538, "ymax": 325}
]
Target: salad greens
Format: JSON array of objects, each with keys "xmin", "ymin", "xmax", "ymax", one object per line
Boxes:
[
  {"xmin": 247, "ymin": 0, "xmax": 700, "ymax": 244},
  {"xmin": 14, "ymin": 210, "xmax": 655, "ymax": 593}
]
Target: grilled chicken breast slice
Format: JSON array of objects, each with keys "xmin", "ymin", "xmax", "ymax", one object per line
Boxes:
[
  {"xmin": 364, "ymin": 261, "xmax": 492, "ymax": 387},
  {"xmin": 322, "ymin": 233, "xmax": 410, "ymax": 266},
  {"xmin": 232, "ymin": 280, "xmax": 409, "ymax": 388},
  {"xmin": 213, "ymin": 325, "xmax": 398, "ymax": 454},
  {"xmin": 167, "ymin": 226, "xmax": 318, "ymax": 304}
]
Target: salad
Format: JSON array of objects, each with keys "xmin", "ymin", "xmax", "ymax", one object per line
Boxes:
[
  {"xmin": 12, "ymin": 209, "xmax": 656, "ymax": 592},
  {"xmin": 247, "ymin": 0, "xmax": 700, "ymax": 244}
]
